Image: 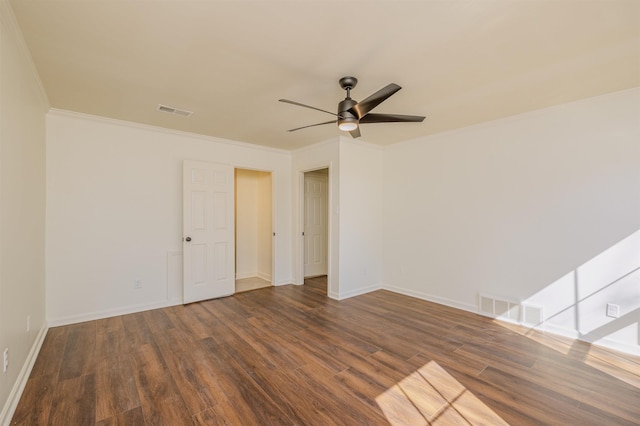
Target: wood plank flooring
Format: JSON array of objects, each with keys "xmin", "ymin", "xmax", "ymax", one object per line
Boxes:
[{"xmin": 11, "ymin": 276, "xmax": 640, "ymax": 425}]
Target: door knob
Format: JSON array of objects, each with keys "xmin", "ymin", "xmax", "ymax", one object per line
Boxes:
[{"xmin": 185, "ymin": 236, "xmax": 192, "ymax": 242}]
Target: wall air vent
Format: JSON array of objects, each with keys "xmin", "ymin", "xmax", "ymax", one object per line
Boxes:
[
  {"xmin": 157, "ymin": 104, "xmax": 193, "ymax": 117},
  {"xmin": 479, "ymin": 294, "xmax": 544, "ymax": 328},
  {"xmin": 479, "ymin": 294, "xmax": 522, "ymax": 323}
]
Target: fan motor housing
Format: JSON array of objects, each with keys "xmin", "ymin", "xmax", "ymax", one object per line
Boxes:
[{"xmin": 338, "ymin": 98, "xmax": 357, "ymax": 118}]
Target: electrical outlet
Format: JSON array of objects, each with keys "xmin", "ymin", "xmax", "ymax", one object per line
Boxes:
[
  {"xmin": 3, "ymin": 348, "xmax": 8, "ymax": 373},
  {"xmin": 606, "ymin": 303, "xmax": 620, "ymax": 318},
  {"xmin": 134, "ymin": 279, "xmax": 142, "ymax": 289}
]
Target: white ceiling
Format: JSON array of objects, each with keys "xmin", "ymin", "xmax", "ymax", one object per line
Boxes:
[{"xmin": 10, "ymin": 0, "xmax": 640, "ymax": 150}]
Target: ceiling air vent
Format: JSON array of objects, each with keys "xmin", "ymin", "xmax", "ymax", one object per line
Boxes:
[{"xmin": 157, "ymin": 104, "xmax": 193, "ymax": 117}]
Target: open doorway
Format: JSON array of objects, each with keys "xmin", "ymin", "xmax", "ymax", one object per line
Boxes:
[
  {"xmin": 235, "ymin": 168, "xmax": 272, "ymax": 293},
  {"xmin": 303, "ymin": 169, "xmax": 328, "ymax": 293}
]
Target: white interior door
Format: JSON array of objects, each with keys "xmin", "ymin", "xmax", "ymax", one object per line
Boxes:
[
  {"xmin": 304, "ymin": 172, "xmax": 328, "ymax": 277},
  {"xmin": 183, "ymin": 160, "xmax": 235, "ymax": 303}
]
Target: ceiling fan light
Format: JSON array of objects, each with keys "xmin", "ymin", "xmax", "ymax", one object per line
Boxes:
[{"xmin": 338, "ymin": 117, "xmax": 358, "ymax": 132}]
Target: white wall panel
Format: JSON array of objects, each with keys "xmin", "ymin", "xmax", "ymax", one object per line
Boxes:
[
  {"xmin": 382, "ymin": 88, "xmax": 640, "ymax": 354},
  {"xmin": 338, "ymin": 139, "xmax": 384, "ymax": 298},
  {"xmin": 46, "ymin": 111, "xmax": 292, "ymax": 324}
]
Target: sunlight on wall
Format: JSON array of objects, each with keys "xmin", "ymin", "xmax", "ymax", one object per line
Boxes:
[
  {"xmin": 524, "ymin": 230, "xmax": 640, "ymax": 353},
  {"xmin": 375, "ymin": 361, "xmax": 507, "ymax": 425}
]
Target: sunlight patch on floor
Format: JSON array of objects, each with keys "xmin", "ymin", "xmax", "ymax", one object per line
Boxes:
[
  {"xmin": 494, "ymin": 320, "xmax": 640, "ymax": 389},
  {"xmin": 495, "ymin": 320, "xmax": 574, "ymax": 356},
  {"xmin": 581, "ymin": 349, "xmax": 640, "ymax": 389},
  {"xmin": 376, "ymin": 360, "xmax": 508, "ymax": 425}
]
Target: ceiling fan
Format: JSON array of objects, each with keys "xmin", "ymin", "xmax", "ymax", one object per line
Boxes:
[{"xmin": 279, "ymin": 76, "xmax": 425, "ymax": 138}]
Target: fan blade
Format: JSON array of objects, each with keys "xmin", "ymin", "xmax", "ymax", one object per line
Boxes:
[
  {"xmin": 349, "ymin": 83, "xmax": 401, "ymax": 118},
  {"xmin": 279, "ymin": 99, "xmax": 338, "ymax": 117},
  {"xmin": 359, "ymin": 113, "xmax": 425, "ymax": 123},
  {"xmin": 349, "ymin": 127, "xmax": 361, "ymax": 138},
  {"xmin": 287, "ymin": 120, "xmax": 337, "ymax": 132}
]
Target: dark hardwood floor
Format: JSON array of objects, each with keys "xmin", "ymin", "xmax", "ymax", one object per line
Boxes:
[{"xmin": 11, "ymin": 276, "xmax": 640, "ymax": 425}]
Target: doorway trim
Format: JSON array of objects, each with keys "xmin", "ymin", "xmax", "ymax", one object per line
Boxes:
[
  {"xmin": 303, "ymin": 170, "xmax": 328, "ymax": 278},
  {"xmin": 296, "ymin": 163, "xmax": 334, "ymax": 297},
  {"xmin": 233, "ymin": 165, "xmax": 277, "ymax": 288},
  {"xmin": 182, "ymin": 161, "xmax": 278, "ymax": 304}
]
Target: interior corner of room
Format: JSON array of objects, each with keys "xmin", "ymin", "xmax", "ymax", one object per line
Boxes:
[{"xmin": 2, "ymin": 0, "xmax": 639, "ymax": 424}]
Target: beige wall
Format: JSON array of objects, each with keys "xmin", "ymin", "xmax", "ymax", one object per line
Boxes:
[
  {"xmin": 236, "ymin": 169, "xmax": 272, "ymax": 281},
  {"xmin": 0, "ymin": 1, "xmax": 48, "ymax": 421}
]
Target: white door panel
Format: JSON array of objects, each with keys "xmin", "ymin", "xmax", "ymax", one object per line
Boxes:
[
  {"xmin": 183, "ymin": 160, "xmax": 235, "ymax": 303},
  {"xmin": 304, "ymin": 173, "xmax": 328, "ymax": 277}
]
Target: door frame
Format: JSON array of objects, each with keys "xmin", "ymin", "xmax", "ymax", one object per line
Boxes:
[
  {"xmin": 233, "ymin": 165, "xmax": 277, "ymax": 287},
  {"xmin": 183, "ymin": 161, "xmax": 277, "ymax": 302},
  {"xmin": 296, "ymin": 164, "xmax": 333, "ymax": 294},
  {"xmin": 302, "ymin": 170, "xmax": 329, "ymax": 278}
]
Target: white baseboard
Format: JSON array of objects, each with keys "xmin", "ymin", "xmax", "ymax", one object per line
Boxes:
[
  {"xmin": 383, "ymin": 283, "xmax": 477, "ymax": 313},
  {"xmin": 236, "ymin": 272, "xmax": 273, "ymax": 283},
  {"xmin": 336, "ymin": 284, "xmax": 382, "ymax": 300},
  {"xmin": 235, "ymin": 271, "xmax": 257, "ymax": 280},
  {"xmin": 589, "ymin": 336, "xmax": 640, "ymax": 356},
  {"xmin": 540, "ymin": 323, "xmax": 640, "ymax": 356},
  {"xmin": 47, "ymin": 298, "xmax": 183, "ymax": 327},
  {"xmin": 0, "ymin": 324, "xmax": 48, "ymax": 426},
  {"xmin": 257, "ymin": 271, "xmax": 272, "ymax": 282}
]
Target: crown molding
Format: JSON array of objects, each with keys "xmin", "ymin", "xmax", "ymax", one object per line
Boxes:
[{"xmin": 47, "ymin": 108, "xmax": 292, "ymax": 155}]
